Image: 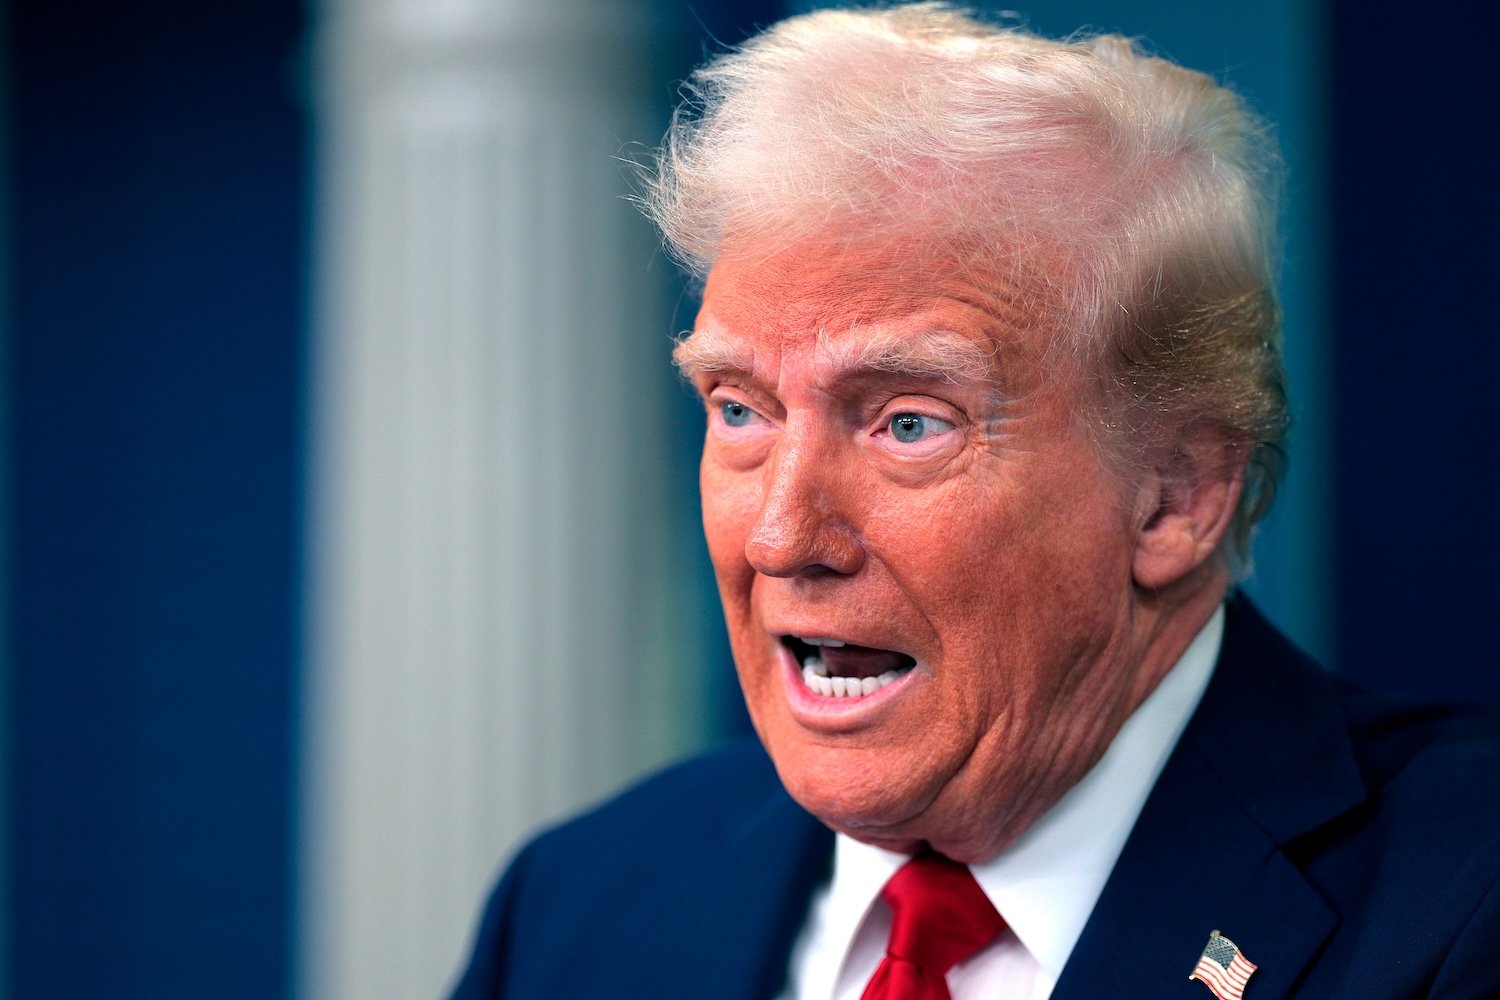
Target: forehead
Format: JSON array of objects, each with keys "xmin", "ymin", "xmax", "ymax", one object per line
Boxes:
[{"xmin": 686, "ymin": 241, "xmax": 1055, "ymax": 382}]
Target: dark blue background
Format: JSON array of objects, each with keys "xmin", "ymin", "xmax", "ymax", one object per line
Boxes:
[
  {"xmin": 1326, "ymin": 2, "xmax": 1500, "ymax": 702},
  {"xmin": 4, "ymin": 0, "xmax": 1496, "ymax": 996},
  {"xmin": 5, "ymin": 1, "xmax": 306, "ymax": 996}
]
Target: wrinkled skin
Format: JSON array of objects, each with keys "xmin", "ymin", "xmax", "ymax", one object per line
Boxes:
[{"xmin": 680, "ymin": 240, "xmax": 1237, "ymax": 863}]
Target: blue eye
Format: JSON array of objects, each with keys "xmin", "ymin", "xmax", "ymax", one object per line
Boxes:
[
  {"xmin": 890, "ymin": 413, "xmax": 930, "ymax": 443},
  {"xmin": 721, "ymin": 401, "xmax": 754, "ymax": 427}
]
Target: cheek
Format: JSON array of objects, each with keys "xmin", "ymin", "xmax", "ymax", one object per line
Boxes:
[
  {"xmin": 867, "ymin": 466, "xmax": 1128, "ymax": 640},
  {"xmin": 863, "ymin": 486, "xmax": 1014, "ymax": 605},
  {"xmin": 700, "ymin": 462, "xmax": 760, "ymax": 590}
]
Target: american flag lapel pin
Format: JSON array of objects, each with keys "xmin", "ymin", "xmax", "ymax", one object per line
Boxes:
[{"xmin": 1189, "ymin": 929, "xmax": 1258, "ymax": 1000}]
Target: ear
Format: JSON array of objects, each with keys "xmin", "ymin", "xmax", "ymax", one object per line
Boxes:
[{"xmin": 1132, "ymin": 432, "xmax": 1246, "ymax": 591}]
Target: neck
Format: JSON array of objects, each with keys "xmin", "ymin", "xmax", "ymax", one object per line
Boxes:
[{"xmin": 1123, "ymin": 559, "xmax": 1231, "ymax": 712}]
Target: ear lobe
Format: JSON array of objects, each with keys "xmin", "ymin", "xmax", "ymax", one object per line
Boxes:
[{"xmin": 1132, "ymin": 436, "xmax": 1246, "ymax": 591}]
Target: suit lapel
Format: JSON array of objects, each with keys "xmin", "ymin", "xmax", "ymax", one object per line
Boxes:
[
  {"xmin": 1054, "ymin": 598, "xmax": 1367, "ymax": 999},
  {"xmin": 720, "ymin": 787, "xmax": 834, "ymax": 999},
  {"xmin": 600, "ymin": 755, "xmax": 834, "ymax": 1000}
]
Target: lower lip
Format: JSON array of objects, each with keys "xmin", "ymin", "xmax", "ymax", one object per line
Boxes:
[{"xmin": 779, "ymin": 643, "xmax": 919, "ymax": 731}]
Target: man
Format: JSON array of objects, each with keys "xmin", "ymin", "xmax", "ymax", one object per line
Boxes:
[{"xmin": 453, "ymin": 6, "xmax": 1500, "ymax": 998}]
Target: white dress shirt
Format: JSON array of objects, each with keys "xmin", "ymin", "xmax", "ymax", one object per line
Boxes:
[{"xmin": 776, "ymin": 607, "xmax": 1225, "ymax": 1000}]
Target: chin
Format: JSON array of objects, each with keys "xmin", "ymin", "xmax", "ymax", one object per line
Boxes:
[
  {"xmin": 766, "ymin": 729, "xmax": 1044, "ymax": 863},
  {"xmin": 766, "ymin": 732, "xmax": 942, "ymax": 838}
]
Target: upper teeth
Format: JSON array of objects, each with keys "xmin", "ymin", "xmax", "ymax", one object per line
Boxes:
[{"xmin": 797, "ymin": 636, "xmax": 846, "ymax": 647}]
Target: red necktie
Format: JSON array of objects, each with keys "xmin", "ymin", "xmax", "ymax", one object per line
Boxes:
[{"xmin": 860, "ymin": 852, "xmax": 1007, "ymax": 1000}]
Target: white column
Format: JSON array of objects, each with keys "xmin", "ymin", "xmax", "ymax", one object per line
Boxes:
[{"xmin": 300, "ymin": 2, "xmax": 711, "ymax": 996}]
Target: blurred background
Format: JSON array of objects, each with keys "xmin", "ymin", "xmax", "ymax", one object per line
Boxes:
[{"xmin": 2, "ymin": 0, "xmax": 1496, "ymax": 996}]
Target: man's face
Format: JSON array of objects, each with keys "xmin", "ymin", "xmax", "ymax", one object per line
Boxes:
[{"xmin": 683, "ymin": 241, "xmax": 1168, "ymax": 862}]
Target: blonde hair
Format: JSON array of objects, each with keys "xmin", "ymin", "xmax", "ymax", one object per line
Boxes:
[{"xmin": 644, "ymin": 3, "xmax": 1287, "ymax": 569}]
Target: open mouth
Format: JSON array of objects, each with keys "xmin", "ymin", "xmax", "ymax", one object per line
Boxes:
[{"xmin": 782, "ymin": 635, "xmax": 916, "ymax": 698}]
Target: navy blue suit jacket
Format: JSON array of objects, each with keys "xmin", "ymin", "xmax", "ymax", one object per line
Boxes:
[{"xmin": 452, "ymin": 599, "xmax": 1500, "ymax": 998}]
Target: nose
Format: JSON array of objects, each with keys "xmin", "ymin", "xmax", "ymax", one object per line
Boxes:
[{"xmin": 743, "ymin": 434, "xmax": 865, "ymax": 578}]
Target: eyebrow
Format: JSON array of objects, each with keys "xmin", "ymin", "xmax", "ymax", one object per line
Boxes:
[{"xmin": 672, "ymin": 323, "xmax": 1000, "ymax": 387}]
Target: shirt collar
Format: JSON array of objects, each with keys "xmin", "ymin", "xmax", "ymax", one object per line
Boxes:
[{"xmin": 820, "ymin": 605, "xmax": 1225, "ymax": 982}]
